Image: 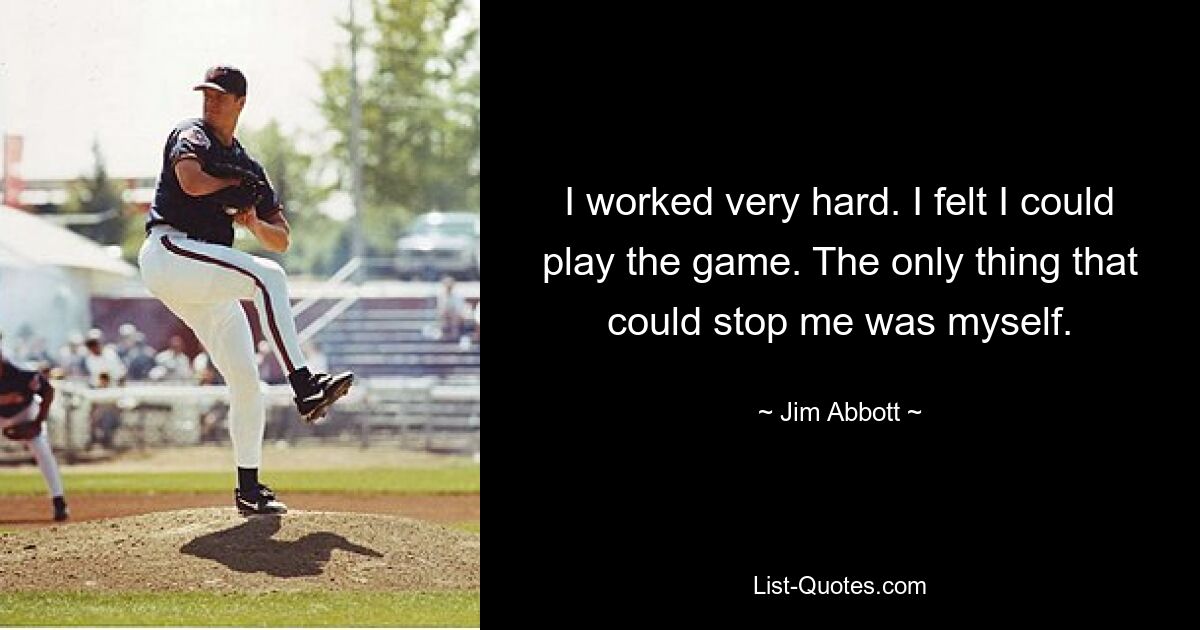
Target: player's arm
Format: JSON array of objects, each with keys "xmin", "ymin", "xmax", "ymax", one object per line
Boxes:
[
  {"xmin": 175, "ymin": 157, "xmax": 240, "ymax": 197},
  {"xmin": 32, "ymin": 374, "xmax": 54, "ymax": 422},
  {"xmin": 235, "ymin": 209, "xmax": 291, "ymax": 253}
]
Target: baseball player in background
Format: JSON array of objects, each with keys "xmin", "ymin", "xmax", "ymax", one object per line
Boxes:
[
  {"xmin": 0, "ymin": 331, "xmax": 69, "ymax": 521},
  {"xmin": 138, "ymin": 66, "xmax": 354, "ymax": 516}
]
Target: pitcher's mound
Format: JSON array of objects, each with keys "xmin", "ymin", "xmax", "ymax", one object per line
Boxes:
[{"xmin": 0, "ymin": 508, "xmax": 479, "ymax": 593}]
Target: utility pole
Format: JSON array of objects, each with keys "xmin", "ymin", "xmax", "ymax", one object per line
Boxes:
[{"xmin": 349, "ymin": 0, "xmax": 365, "ymax": 283}]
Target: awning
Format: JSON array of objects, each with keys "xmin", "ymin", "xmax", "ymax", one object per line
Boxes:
[{"xmin": 0, "ymin": 204, "xmax": 136, "ymax": 278}]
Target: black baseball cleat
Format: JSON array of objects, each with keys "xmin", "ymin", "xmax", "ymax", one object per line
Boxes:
[
  {"xmin": 255, "ymin": 484, "xmax": 277, "ymax": 501},
  {"xmin": 292, "ymin": 370, "xmax": 354, "ymax": 423},
  {"xmin": 235, "ymin": 484, "xmax": 288, "ymax": 515},
  {"xmin": 52, "ymin": 496, "xmax": 69, "ymax": 522}
]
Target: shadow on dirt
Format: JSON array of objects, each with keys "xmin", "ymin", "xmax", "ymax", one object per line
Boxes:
[{"xmin": 179, "ymin": 515, "xmax": 383, "ymax": 578}]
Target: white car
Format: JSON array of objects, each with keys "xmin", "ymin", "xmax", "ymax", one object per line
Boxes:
[{"xmin": 394, "ymin": 212, "xmax": 480, "ymax": 280}]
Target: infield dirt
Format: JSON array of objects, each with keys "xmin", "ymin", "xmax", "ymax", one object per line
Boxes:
[{"xmin": 0, "ymin": 508, "xmax": 479, "ymax": 593}]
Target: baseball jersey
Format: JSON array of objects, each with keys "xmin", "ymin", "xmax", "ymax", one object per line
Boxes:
[
  {"xmin": 0, "ymin": 359, "xmax": 44, "ymax": 419},
  {"xmin": 146, "ymin": 118, "xmax": 282, "ymax": 246}
]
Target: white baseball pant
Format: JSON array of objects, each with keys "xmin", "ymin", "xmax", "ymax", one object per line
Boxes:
[
  {"xmin": 138, "ymin": 225, "xmax": 308, "ymax": 468},
  {"xmin": 0, "ymin": 401, "xmax": 65, "ymax": 498}
]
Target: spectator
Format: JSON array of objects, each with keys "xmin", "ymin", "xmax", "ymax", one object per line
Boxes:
[
  {"xmin": 256, "ymin": 340, "xmax": 285, "ymax": 385},
  {"xmin": 113, "ymin": 324, "xmax": 157, "ymax": 381},
  {"xmin": 193, "ymin": 352, "xmax": 224, "ymax": 386},
  {"xmin": 436, "ymin": 276, "xmax": 467, "ymax": 341},
  {"xmin": 125, "ymin": 333, "xmax": 158, "ymax": 381},
  {"xmin": 58, "ymin": 332, "xmax": 88, "ymax": 382},
  {"xmin": 153, "ymin": 335, "xmax": 193, "ymax": 383},
  {"xmin": 86, "ymin": 372, "xmax": 121, "ymax": 451},
  {"xmin": 83, "ymin": 329, "xmax": 126, "ymax": 387},
  {"xmin": 116, "ymin": 324, "xmax": 137, "ymax": 360},
  {"xmin": 195, "ymin": 350, "xmax": 229, "ymax": 443},
  {"xmin": 199, "ymin": 403, "xmax": 227, "ymax": 444}
]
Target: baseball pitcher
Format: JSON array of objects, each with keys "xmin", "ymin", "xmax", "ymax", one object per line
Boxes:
[{"xmin": 138, "ymin": 66, "xmax": 354, "ymax": 516}]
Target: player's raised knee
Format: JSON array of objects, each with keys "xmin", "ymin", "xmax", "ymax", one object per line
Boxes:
[
  {"xmin": 254, "ymin": 258, "xmax": 287, "ymax": 283},
  {"xmin": 257, "ymin": 257, "xmax": 285, "ymax": 275}
]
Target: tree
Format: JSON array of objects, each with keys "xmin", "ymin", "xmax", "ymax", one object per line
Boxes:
[
  {"xmin": 318, "ymin": 0, "xmax": 480, "ymax": 254},
  {"xmin": 237, "ymin": 120, "xmax": 345, "ymax": 276},
  {"xmin": 61, "ymin": 141, "xmax": 130, "ymax": 250}
]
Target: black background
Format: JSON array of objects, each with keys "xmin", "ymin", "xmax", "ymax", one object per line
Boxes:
[{"xmin": 489, "ymin": 13, "xmax": 1187, "ymax": 624}]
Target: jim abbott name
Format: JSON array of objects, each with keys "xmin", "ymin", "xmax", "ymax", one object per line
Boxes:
[{"xmin": 779, "ymin": 401, "xmax": 902, "ymax": 422}]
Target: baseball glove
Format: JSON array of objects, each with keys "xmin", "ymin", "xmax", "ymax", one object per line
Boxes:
[
  {"xmin": 3, "ymin": 420, "xmax": 43, "ymax": 441},
  {"xmin": 205, "ymin": 161, "xmax": 267, "ymax": 212},
  {"xmin": 209, "ymin": 181, "xmax": 263, "ymax": 214},
  {"xmin": 204, "ymin": 161, "xmax": 261, "ymax": 185}
]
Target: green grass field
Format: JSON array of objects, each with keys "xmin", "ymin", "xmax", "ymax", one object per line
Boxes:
[
  {"xmin": 0, "ymin": 466, "xmax": 480, "ymax": 496},
  {"xmin": 0, "ymin": 591, "xmax": 480, "ymax": 626}
]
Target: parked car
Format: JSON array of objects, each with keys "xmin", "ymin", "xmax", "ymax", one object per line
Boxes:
[{"xmin": 394, "ymin": 211, "xmax": 480, "ymax": 280}]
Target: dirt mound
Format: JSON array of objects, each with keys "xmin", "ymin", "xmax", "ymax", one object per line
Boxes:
[
  {"xmin": 0, "ymin": 508, "xmax": 478, "ymax": 593},
  {"xmin": 1, "ymin": 493, "xmax": 480, "ymax": 529}
]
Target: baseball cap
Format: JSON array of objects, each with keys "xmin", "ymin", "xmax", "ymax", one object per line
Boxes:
[{"xmin": 193, "ymin": 65, "xmax": 247, "ymax": 97}]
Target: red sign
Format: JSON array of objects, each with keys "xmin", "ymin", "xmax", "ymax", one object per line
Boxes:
[{"xmin": 3, "ymin": 134, "xmax": 24, "ymax": 208}]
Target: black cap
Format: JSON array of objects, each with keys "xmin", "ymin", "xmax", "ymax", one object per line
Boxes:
[{"xmin": 193, "ymin": 65, "xmax": 247, "ymax": 97}]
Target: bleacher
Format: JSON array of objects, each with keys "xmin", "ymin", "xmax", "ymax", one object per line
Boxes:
[
  {"xmin": 314, "ymin": 300, "xmax": 479, "ymax": 378},
  {"xmin": 306, "ymin": 297, "xmax": 479, "ymax": 452}
]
